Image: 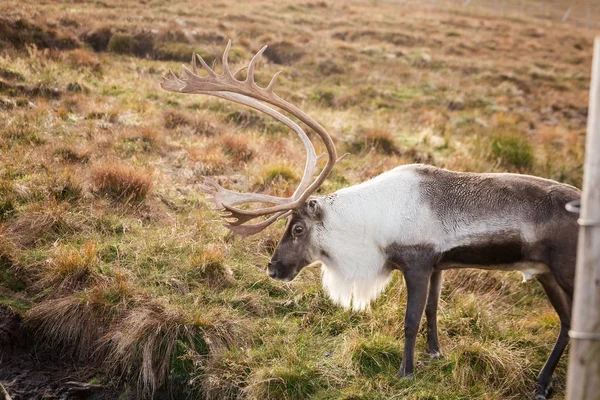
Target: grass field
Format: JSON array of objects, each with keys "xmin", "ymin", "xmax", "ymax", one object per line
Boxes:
[{"xmin": 0, "ymin": 0, "xmax": 595, "ymax": 399}]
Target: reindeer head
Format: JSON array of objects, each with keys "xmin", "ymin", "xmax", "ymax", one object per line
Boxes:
[
  {"xmin": 161, "ymin": 41, "xmax": 344, "ymax": 279},
  {"xmin": 267, "ymin": 198, "xmax": 324, "ymax": 281}
]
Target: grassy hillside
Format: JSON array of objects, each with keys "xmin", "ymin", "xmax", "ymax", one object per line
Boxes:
[{"xmin": 0, "ymin": 0, "xmax": 594, "ymax": 398}]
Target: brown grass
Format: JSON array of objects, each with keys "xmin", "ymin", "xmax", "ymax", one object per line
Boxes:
[
  {"xmin": 164, "ymin": 111, "xmax": 221, "ymax": 136},
  {"xmin": 53, "ymin": 146, "xmax": 90, "ymax": 163},
  {"xmin": 100, "ymin": 304, "xmax": 204, "ymax": 397},
  {"xmin": 37, "ymin": 242, "xmax": 99, "ymax": 296},
  {"xmin": 220, "ymin": 134, "xmax": 254, "ymax": 163},
  {"xmin": 0, "ymin": 16, "xmax": 80, "ymax": 50},
  {"xmin": 450, "ymin": 339, "xmax": 529, "ymax": 398},
  {"xmin": 50, "ymin": 169, "xmax": 84, "ymax": 202},
  {"xmin": 81, "ymin": 26, "xmax": 112, "ymax": 52},
  {"xmin": 91, "ymin": 163, "xmax": 153, "ymax": 202},
  {"xmin": 62, "ymin": 48, "xmax": 101, "ymax": 71},
  {"xmin": 364, "ymin": 128, "xmax": 400, "ymax": 155},
  {"xmin": 124, "ymin": 127, "xmax": 162, "ymax": 145},
  {"xmin": 187, "ymin": 145, "xmax": 229, "ymax": 175},
  {"xmin": 4, "ymin": 201, "xmax": 80, "ymax": 247},
  {"xmin": 163, "ymin": 110, "xmax": 192, "ymax": 130},
  {"xmin": 25, "ymin": 296, "xmax": 112, "ymax": 360},
  {"xmin": 0, "ymin": 234, "xmax": 16, "ymax": 268},
  {"xmin": 263, "ymin": 41, "xmax": 305, "ymax": 65},
  {"xmin": 189, "ymin": 243, "xmax": 229, "ymax": 285}
]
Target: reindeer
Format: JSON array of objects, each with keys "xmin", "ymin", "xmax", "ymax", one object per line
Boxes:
[{"xmin": 161, "ymin": 42, "xmax": 580, "ymax": 400}]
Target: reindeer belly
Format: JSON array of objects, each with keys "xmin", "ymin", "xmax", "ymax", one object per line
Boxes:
[
  {"xmin": 441, "ymin": 240, "xmax": 523, "ymax": 265},
  {"xmin": 438, "ymin": 235, "xmax": 550, "ymax": 280}
]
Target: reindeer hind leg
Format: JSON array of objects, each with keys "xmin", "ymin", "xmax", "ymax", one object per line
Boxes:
[
  {"xmin": 425, "ymin": 270, "xmax": 443, "ymax": 358},
  {"xmin": 535, "ymin": 272, "xmax": 572, "ymax": 400}
]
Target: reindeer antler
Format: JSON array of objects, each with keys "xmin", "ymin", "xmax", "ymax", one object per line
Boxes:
[{"xmin": 161, "ymin": 40, "xmax": 340, "ymax": 236}]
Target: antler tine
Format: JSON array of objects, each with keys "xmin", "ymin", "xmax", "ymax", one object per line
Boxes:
[
  {"xmin": 222, "ymin": 39, "xmax": 232, "ymax": 76},
  {"xmin": 191, "ymin": 53, "xmax": 198, "ymax": 74},
  {"xmin": 233, "ymin": 66, "xmax": 248, "ymax": 80},
  {"xmin": 221, "ymin": 205, "xmax": 257, "ymax": 225},
  {"xmin": 160, "ymin": 69, "xmax": 186, "ymax": 92},
  {"xmin": 247, "ymin": 45, "xmax": 268, "ymax": 86},
  {"xmin": 200, "ymin": 177, "xmax": 291, "ymax": 208},
  {"xmin": 266, "ymin": 71, "xmax": 282, "ymax": 93},
  {"xmin": 224, "ymin": 211, "xmax": 291, "ymax": 238},
  {"xmin": 195, "ymin": 53, "xmax": 217, "ymax": 77},
  {"xmin": 167, "ymin": 69, "xmax": 181, "ymax": 82}
]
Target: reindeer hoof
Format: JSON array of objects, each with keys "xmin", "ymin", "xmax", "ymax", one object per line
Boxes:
[
  {"xmin": 396, "ymin": 369, "xmax": 413, "ymax": 379},
  {"xmin": 427, "ymin": 351, "xmax": 443, "ymax": 359},
  {"xmin": 534, "ymin": 381, "xmax": 552, "ymax": 400}
]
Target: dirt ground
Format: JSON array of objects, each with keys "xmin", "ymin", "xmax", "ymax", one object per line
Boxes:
[{"xmin": 0, "ymin": 306, "xmax": 125, "ymax": 400}]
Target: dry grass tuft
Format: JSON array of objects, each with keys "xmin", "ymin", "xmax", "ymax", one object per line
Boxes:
[
  {"xmin": 107, "ymin": 33, "xmax": 138, "ymax": 55},
  {"xmin": 63, "ymin": 48, "xmax": 101, "ymax": 71},
  {"xmin": 259, "ymin": 164, "xmax": 299, "ymax": 196},
  {"xmin": 101, "ymin": 304, "xmax": 206, "ymax": 398},
  {"xmin": 38, "ymin": 242, "xmax": 99, "ymax": 295},
  {"xmin": 220, "ymin": 134, "xmax": 254, "ymax": 163},
  {"xmin": 262, "ymin": 164, "xmax": 297, "ymax": 184},
  {"xmin": 0, "ymin": 179, "xmax": 16, "ymax": 221},
  {"xmin": 87, "ymin": 272, "xmax": 132, "ymax": 307},
  {"xmin": 0, "ymin": 235, "xmax": 16, "ymax": 268},
  {"xmin": 246, "ymin": 363, "xmax": 325, "ymax": 400},
  {"xmin": 348, "ymin": 128, "xmax": 400, "ymax": 156},
  {"xmin": 164, "ymin": 110, "xmax": 221, "ymax": 135},
  {"xmin": 0, "ymin": 16, "xmax": 80, "ymax": 50},
  {"xmin": 263, "ymin": 41, "xmax": 305, "ymax": 65},
  {"xmin": 50, "ymin": 170, "xmax": 84, "ymax": 202},
  {"xmin": 450, "ymin": 339, "xmax": 529, "ymax": 397},
  {"xmin": 81, "ymin": 26, "xmax": 112, "ymax": 52},
  {"xmin": 0, "ymin": 233, "xmax": 28, "ymax": 296},
  {"xmin": 53, "ymin": 146, "xmax": 90, "ymax": 163},
  {"xmin": 117, "ymin": 127, "xmax": 163, "ymax": 154},
  {"xmin": 4, "ymin": 201, "xmax": 79, "ymax": 247},
  {"xmin": 200, "ymin": 348, "xmax": 250, "ymax": 399},
  {"xmin": 25, "ymin": 295, "xmax": 112, "ymax": 360},
  {"xmin": 2, "ymin": 118, "xmax": 44, "ymax": 146},
  {"xmin": 187, "ymin": 145, "xmax": 229, "ymax": 175},
  {"xmin": 126, "ymin": 127, "xmax": 161, "ymax": 145},
  {"xmin": 153, "ymin": 42, "xmax": 197, "ymax": 62},
  {"xmin": 163, "ymin": 110, "xmax": 191, "ymax": 129},
  {"xmin": 91, "ymin": 163, "xmax": 153, "ymax": 202},
  {"xmin": 189, "ymin": 243, "xmax": 228, "ymax": 285}
]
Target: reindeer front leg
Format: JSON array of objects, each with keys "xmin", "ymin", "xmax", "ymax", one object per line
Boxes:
[{"xmin": 398, "ymin": 267, "xmax": 432, "ymax": 377}]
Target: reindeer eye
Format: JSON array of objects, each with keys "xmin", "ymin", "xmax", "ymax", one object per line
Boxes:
[{"xmin": 292, "ymin": 224, "xmax": 304, "ymax": 235}]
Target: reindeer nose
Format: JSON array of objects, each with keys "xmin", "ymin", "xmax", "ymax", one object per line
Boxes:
[{"xmin": 267, "ymin": 262, "xmax": 277, "ymax": 278}]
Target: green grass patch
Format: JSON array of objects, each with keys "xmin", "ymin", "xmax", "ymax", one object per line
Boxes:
[
  {"xmin": 249, "ymin": 364, "xmax": 325, "ymax": 400},
  {"xmin": 490, "ymin": 134, "xmax": 534, "ymax": 171},
  {"xmin": 351, "ymin": 335, "xmax": 402, "ymax": 377}
]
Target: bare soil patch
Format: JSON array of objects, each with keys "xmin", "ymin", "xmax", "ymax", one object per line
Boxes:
[{"xmin": 0, "ymin": 306, "xmax": 125, "ymax": 400}]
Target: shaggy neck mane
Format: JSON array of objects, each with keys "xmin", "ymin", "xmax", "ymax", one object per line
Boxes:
[
  {"xmin": 315, "ymin": 192, "xmax": 394, "ymax": 311},
  {"xmin": 320, "ymin": 264, "xmax": 393, "ymax": 311}
]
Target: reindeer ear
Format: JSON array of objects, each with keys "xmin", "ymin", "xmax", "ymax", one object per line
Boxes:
[{"xmin": 306, "ymin": 199, "xmax": 321, "ymax": 219}]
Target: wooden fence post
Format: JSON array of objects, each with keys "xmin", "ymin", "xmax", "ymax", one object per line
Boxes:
[{"xmin": 566, "ymin": 36, "xmax": 600, "ymax": 400}]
